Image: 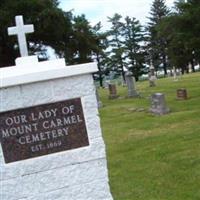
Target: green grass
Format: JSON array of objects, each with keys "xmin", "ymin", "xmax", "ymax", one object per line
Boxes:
[{"xmin": 99, "ymin": 72, "xmax": 200, "ymax": 200}]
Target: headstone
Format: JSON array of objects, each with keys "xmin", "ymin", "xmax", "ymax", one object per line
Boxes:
[
  {"xmin": 188, "ymin": 62, "xmax": 192, "ymax": 73},
  {"xmin": 125, "ymin": 71, "xmax": 139, "ymax": 98},
  {"xmin": 149, "ymin": 93, "xmax": 170, "ymax": 115},
  {"xmin": 108, "ymin": 84, "xmax": 118, "ymax": 99},
  {"xmin": 173, "ymin": 66, "xmax": 178, "ymax": 81},
  {"xmin": 177, "ymin": 88, "xmax": 188, "ymax": 100},
  {"xmin": 148, "ymin": 63, "xmax": 156, "ymax": 87},
  {"xmin": 0, "ymin": 16, "xmax": 113, "ymax": 200}
]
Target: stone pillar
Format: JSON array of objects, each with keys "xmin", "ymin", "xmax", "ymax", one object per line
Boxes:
[
  {"xmin": 0, "ymin": 57, "xmax": 113, "ymax": 200},
  {"xmin": 125, "ymin": 71, "xmax": 138, "ymax": 98},
  {"xmin": 177, "ymin": 88, "xmax": 188, "ymax": 100},
  {"xmin": 149, "ymin": 93, "xmax": 170, "ymax": 115},
  {"xmin": 108, "ymin": 84, "xmax": 118, "ymax": 99}
]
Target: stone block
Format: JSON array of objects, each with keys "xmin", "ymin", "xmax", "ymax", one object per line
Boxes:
[
  {"xmin": 149, "ymin": 93, "xmax": 170, "ymax": 115},
  {"xmin": 1, "ymin": 159, "xmax": 109, "ymax": 200}
]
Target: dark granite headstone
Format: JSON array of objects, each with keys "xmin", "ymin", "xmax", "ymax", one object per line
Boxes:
[
  {"xmin": 177, "ymin": 88, "xmax": 188, "ymax": 100},
  {"xmin": 0, "ymin": 98, "xmax": 89, "ymax": 163},
  {"xmin": 108, "ymin": 84, "xmax": 118, "ymax": 99}
]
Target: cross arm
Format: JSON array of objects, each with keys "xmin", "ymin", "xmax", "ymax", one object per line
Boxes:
[
  {"xmin": 24, "ymin": 25, "xmax": 34, "ymax": 34},
  {"xmin": 8, "ymin": 27, "xmax": 17, "ymax": 36}
]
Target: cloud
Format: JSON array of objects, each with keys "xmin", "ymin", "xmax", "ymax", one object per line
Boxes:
[{"xmin": 59, "ymin": 0, "xmax": 175, "ymax": 30}]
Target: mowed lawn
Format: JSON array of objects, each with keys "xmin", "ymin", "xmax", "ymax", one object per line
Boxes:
[{"xmin": 98, "ymin": 72, "xmax": 200, "ymax": 200}]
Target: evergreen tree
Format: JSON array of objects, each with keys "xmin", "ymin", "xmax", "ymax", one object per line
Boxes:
[
  {"xmin": 157, "ymin": 0, "xmax": 200, "ymax": 73},
  {"xmin": 0, "ymin": 1, "xmax": 103, "ymax": 67},
  {"xmin": 147, "ymin": 0, "xmax": 170, "ymax": 75},
  {"xmin": 70, "ymin": 14, "xmax": 95, "ymax": 64},
  {"xmin": 122, "ymin": 16, "xmax": 145, "ymax": 81},
  {"xmin": 177, "ymin": 0, "xmax": 200, "ymax": 71},
  {"xmin": 107, "ymin": 13, "xmax": 126, "ymax": 80},
  {"xmin": 92, "ymin": 22, "xmax": 109, "ymax": 87},
  {"xmin": 0, "ymin": 0, "xmax": 72, "ymax": 67}
]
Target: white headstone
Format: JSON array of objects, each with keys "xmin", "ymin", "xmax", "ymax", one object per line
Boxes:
[
  {"xmin": 188, "ymin": 62, "xmax": 192, "ymax": 73},
  {"xmin": 8, "ymin": 15, "xmax": 34, "ymax": 57},
  {"xmin": 173, "ymin": 66, "xmax": 178, "ymax": 81},
  {"xmin": 149, "ymin": 63, "xmax": 156, "ymax": 87}
]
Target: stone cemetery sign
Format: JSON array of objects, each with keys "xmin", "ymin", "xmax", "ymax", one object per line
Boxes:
[
  {"xmin": 0, "ymin": 98, "xmax": 88, "ymax": 163},
  {"xmin": 0, "ymin": 15, "xmax": 113, "ymax": 200}
]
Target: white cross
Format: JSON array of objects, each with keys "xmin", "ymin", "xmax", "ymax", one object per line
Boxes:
[{"xmin": 8, "ymin": 15, "xmax": 34, "ymax": 57}]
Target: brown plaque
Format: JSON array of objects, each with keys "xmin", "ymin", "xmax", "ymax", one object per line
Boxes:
[{"xmin": 0, "ymin": 98, "xmax": 89, "ymax": 163}]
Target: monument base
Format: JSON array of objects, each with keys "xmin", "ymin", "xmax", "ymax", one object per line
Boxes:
[
  {"xmin": 149, "ymin": 107, "xmax": 170, "ymax": 115},
  {"xmin": 0, "ymin": 58, "xmax": 113, "ymax": 200}
]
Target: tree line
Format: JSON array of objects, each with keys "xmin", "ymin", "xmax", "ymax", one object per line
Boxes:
[{"xmin": 0, "ymin": 0, "xmax": 199, "ymax": 86}]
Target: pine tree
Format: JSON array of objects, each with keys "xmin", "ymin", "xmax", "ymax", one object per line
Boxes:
[
  {"xmin": 157, "ymin": 0, "xmax": 200, "ymax": 73},
  {"xmin": 107, "ymin": 13, "xmax": 126, "ymax": 81},
  {"xmin": 0, "ymin": 0, "xmax": 72, "ymax": 67},
  {"xmin": 92, "ymin": 22, "xmax": 109, "ymax": 87},
  {"xmin": 71, "ymin": 14, "xmax": 95, "ymax": 64},
  {"xmin": 122, "ymin": 17, "xmax": 145, "ymax": 81},
  {"xmin": 147, "ymin": 0, "xmax": 170, "ymax": 75}
]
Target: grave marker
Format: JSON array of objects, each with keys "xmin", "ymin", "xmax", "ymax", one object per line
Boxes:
[
  {"xmin": 177, "ymin": 88, "xmax": 188, "ymax": 100},
  {"xmin": 149, "ymin": 63, "xmax": 156, "ymax": 87},
  {"xmin": 125, "ymin": 71, "xmax": 139, "ymax": 98},
  {"xmin": 108, "ymin": 83, "xmax": 118, "ymax": 99},
  {"xmin": 149, "ymin": 93, "xmax": 170, "ymax": 115}
]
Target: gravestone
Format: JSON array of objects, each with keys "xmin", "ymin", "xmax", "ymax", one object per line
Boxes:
[
  {"xmin": 177, "ymin": 88, "xmax": 188, "ymax": 100},
  {"xmin": 148, "ymin": 63, "xmax": 156, "ymax": 87},
  {"xmin": 149, "ymin": 93, "xmax": 170, "ymax": 115},
  {"xmin": 0, "ymin": 15, "xmax": 113, "ymax": 200},
  {"xmin": 188, "ymin": 62, "xmax": 192, "ymax": 73},
  {"xmin": 173, "ymin": 66, "xmax": 178, "ymax": 81},
  {"xmin": 125, "ymin": 71, "xmax": 139, "ymax": 98},
  {"xmin": 108, "ymin": 83, "xmax": 118, "ymax": 99}
]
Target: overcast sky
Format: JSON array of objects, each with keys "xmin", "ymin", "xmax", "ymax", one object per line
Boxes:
[{"xmin": 59, "ymin": 0, "xmax": 175, "ymax": 30}]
